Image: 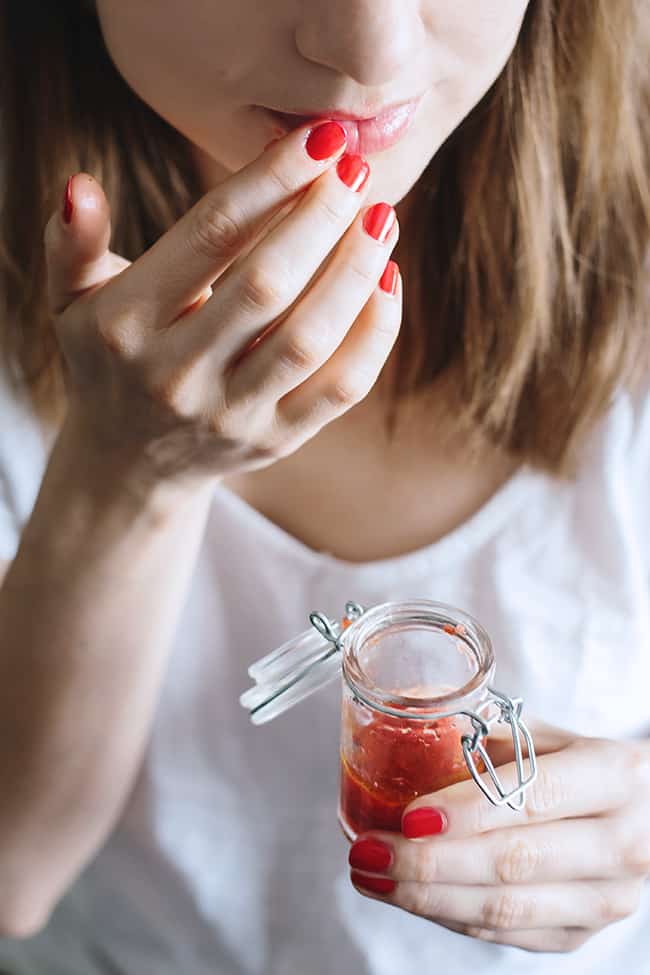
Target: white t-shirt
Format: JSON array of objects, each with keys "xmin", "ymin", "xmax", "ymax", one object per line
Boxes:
[{"xmin": 0, "ymin": 360, "xmax": 649, "ymax": 975}]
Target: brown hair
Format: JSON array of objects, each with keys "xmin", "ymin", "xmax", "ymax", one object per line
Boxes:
[{"xmin": 1, "ymin": 0, "xmax": 649, "ymax": 474}]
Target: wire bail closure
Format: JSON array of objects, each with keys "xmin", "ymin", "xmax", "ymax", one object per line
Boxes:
[
  {"xmin": 241, "ymin": 600, "xmax": 537, "ymax": 811},
  {"xmin": 460, "ymin": 688, "xmax": 537, "ymax": 811},
  {"xmin": 309, "ymin": 600, "xmax": 365, "ymax": 643}
]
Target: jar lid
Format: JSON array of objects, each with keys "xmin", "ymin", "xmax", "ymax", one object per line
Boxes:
[{"xmin": 240, "ymin": 601, "xmax": 364, "ymax": 724}]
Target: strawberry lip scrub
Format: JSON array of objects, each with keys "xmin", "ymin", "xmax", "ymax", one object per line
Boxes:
[{"xmin": 240, "ymin": 600, "xmax": 537, "ymax": 836}]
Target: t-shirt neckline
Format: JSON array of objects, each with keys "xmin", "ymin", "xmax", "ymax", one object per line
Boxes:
[{"xmin": 210, "ymin": 462, "xmax": 537, "ymax": 584}]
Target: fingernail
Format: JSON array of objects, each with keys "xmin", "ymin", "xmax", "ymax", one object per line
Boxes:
[
  {"xmin": 350, "ymin": 871, "xmax": 396, "ymax": 896},
  {"xmin": 362, "ymin": 203, "xmax": 396, "ymax": 243},
  {"xmin": 62, "ymin": 176, "xmax": 74, "ymax": 224},
  {"xmin": 402, "ymin": 807, "xmax": 448, "ymax": 839},
  {"xmin": 379, "ymin": 260, "xmax": 399, "ymax": 296},
  {"xmin": 336, "ymin": 153, "xmax": 370, "ymax": 193},
  {"xmin": 349, "ymin": 838, "xmax": 393, "ymax": 872},
  {"xmin": 305, "ymin": 120, "xmax": 347, "ymax": 161}
]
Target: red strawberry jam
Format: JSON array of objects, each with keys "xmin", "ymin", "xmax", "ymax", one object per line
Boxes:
[{"xmin": 339, "ymin": 701, "xmax": 479, "ymax": 837}]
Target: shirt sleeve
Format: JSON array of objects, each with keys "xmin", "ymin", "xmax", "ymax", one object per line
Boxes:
[{"xmin": 0, "ymin": 360, "xmax": 49, "ymax": 562}]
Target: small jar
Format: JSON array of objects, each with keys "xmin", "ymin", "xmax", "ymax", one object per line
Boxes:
[
  {"xmin": 338, "ymin": 600, "xmax": 496, "ymax": 839},
  {"xmin": 241, "ymin": 598, "xmax": 536, "ymax": 833}
]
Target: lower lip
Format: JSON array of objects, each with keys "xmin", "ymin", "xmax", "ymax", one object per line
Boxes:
[{"xmin": 264, "ymin": 96, "xmax": 424, "ymax": 155}]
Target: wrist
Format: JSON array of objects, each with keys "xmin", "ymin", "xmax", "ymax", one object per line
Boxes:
[
  {"xmin": 55, "ymin": 409, "xmax": 218, "ymax": 519},
  {"xmin": 14, "ymin": 413, "xmax": 218, "ymax": 571}
]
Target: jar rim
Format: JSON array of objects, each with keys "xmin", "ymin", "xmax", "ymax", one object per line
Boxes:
[{"xmin": 341, "ymin": 599, "xmax": 496, "ymax": 719}]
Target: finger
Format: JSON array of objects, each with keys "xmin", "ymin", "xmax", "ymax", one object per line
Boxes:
[
  {"xmin": 435, "ymin": 919, "xmax": 594, "ymax": 953},
  {"xmin": 44, "ymin": 173, "xmax": 131, "ymax": 316},
  {"xmin": 401, "ymin": 738, "xmax": 636, "ymax": 840},
  {"xmin": 274, "ymin": 260, "xmax": 402, "ymax": 430},
  {"xmin": 368, "ymin": 817, "xmax": 630, "ymax": 886},
  {"xmin": 351, "ymin": 876, "xmax": 641, "ymax": 931},
  {"xmin": 164, "ymin": 151, "xmax": 374, "ymax": 374},
  {"xmin": 483, "ymin": 718, "xmax": 573, "ymax": 769},
  {"xmin": 216, "ymin": 203, "xmax": 398, "ymax": 413},
  {"xmin": 115, "ymin": 119, "xmax": 349, "ymax": 329}
]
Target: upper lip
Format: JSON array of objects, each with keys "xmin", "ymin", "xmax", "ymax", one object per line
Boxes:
[{"xmin": 267, "ymin": 95, "xmax": 422, "ymax": 123}]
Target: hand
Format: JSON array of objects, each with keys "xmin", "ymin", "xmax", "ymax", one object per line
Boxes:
[
  {"xmin": 348, "ymin": 721, "xmax": 650, "ymax": 953},
  {"xmin": 44, "ymin": 121, "xmax": 401, "ymax": 490}
]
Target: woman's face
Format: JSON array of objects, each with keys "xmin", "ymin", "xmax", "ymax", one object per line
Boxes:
[{"xmin": 95, "ymin": 0, "xmax": 530, "ymax": 204}]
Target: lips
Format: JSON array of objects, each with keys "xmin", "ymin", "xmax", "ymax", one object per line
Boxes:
[{"xmin": 264, "ymin": 95, "xmax": 424, "ymax": 155}]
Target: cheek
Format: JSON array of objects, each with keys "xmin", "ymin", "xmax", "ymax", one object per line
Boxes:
[
  {"xmin": 94, "ymin": 0, "xmax": 276, "ymax": 178},
  {"xmin": 94, "ymin": 0, "xmax": 241, "ymax": 112},
  {"xmin": 430, "ymin": 0, "xmax": 530, "ymax": 107}
]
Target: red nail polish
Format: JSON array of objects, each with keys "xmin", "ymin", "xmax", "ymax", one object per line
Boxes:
[
  {"xmin": 305, "ymin": 120, "xmax": 347, "ymax": 161},
  {"xmin": 62, "ymin": 176, "xmax": 74, "ymax": 224},
  {"xmin": 350, "ymin": 871, "xmax": 396, "ymax": 896},
  {"xmin": 349, "ymin": 838, "xmax": 393, "ymax": 872},
  {"xmin": 336, "ymin": 153, "xmax": 370, "ymax": 193},
  {"xmin": 401, "ymin": 807, "xmax": 447, "ymax": 839},
  {"xmin": 362, "ymin": 203, "xmax": 396, "ymax": 243},
  {"xmin": 379, "ymin": 260, "xmax": 399, "ymax": 296}
]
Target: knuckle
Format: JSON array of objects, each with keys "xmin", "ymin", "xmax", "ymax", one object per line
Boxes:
[
  {"xmin": 412, "ymin": 849, "xmax": 437, "ymax": 886},
  {"xmin": 471, "ymin": 792, "xmax": 499, "ymax": 836},
  {"xmin": 348, "ymin": 259, "xmax": 381, "ymax": 290},
  {"xmin": 588, "ymin": 737, "xmax": 620, "ymax": 769},
  {"xmin": 525, "ymin": 765, "xmax": 568, "ymax": 819},
  {"xmin": 494, "ymin": 839, "xmax": 541, "ymax": 885},
  {"xmin": 95, "ymin": 299, "xmax": 143, "ymax": 361},
  {"xmin": 239, "ymin": 260, "xmax": 292, "ymax": 313},
  {"xmin": 315, "ymin": 191, "xmax": 350, "ymax": 227},
  {"xmin": 417, "ymin": 886, "xmax": 447, "ymax": 921},
  {"xmin": 373, "ymin": 312, "xmax": 401, "ymax": 344},
  {"xmin": 324, "ymin": 371, "xmax": 372, "ymax": 410},
  {"xmin": 215, "ymin": 378, "xmax": 259, "ymax": 426},
  {"xmin": 482, "ymin": 891, "xmax": 533, "ymax": 930},
  {"xmin": 189, "ymin": 196, "xmax": 242, "ymax": 260},
  {"xmin": 593, "ymin": 883, "xmax": 640, "ymax": 924},
  {"xmin": 146, "ymin": 358, "xmax": 195, "ymax": 415},
  {"xmin": 266, "ymin": 431, "xmax": 300, "ymax": 460},
  {"xmin": 147, "ymin": 372, "xmax": 181, "ymax": 413},
  {"xmin": 620, "ymin": 840, "xmax": 650, "ymax": 877},
  {"xmin": 265, "ymin": 162, "xmax": 299, "ymax": 198},
  {"xmin": 278, "ymin": 328, "xmax": 329, "ymax": 374},
  {"xmin": 622, "ymin": 741, "xmax": 650, "ymax": 793}
]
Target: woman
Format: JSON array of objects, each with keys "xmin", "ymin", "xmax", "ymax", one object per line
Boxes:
[{"xmin": 0, "ymin": 0, "xmax": 649, "ymax": 971}]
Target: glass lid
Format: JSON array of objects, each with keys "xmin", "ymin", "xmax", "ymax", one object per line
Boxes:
[{"xmin": 239, "ymin": 602, "xmax": 365, "ymax": 724}]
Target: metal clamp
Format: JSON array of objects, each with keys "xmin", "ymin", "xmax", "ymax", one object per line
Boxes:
[{"xmin": 460, "ymin": 689, "xmax": 537, "ymax": 811}]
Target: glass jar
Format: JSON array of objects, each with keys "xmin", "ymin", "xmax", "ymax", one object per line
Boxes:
[{"xmin": 241, "ymin": 598, "xmax": 536, "ymax": 835}]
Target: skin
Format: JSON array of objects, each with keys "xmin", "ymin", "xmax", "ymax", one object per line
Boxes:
[
  {"xmin": 37, "ymin": 0, "xmax": 648, "ymax": 953},
  {"xmin": 348, "ymin": 722, "xmax": 650, "ymax": 953},
  {"xmin": 94, "ymin": 0, "xmax": 530, "ymax": 208}
]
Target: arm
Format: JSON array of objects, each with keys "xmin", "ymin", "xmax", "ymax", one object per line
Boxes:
[
  {"xmin": 0, "ymin": 120, "xmax": 400, "ymax": 938},
  {"xmin": 0, "ymin": 414, "xmax": 215, "ymax": 937}
]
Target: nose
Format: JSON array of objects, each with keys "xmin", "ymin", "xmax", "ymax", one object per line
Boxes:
[{"xmin": 295, "ymin": 0, "xmax": 426, "ymax": 88}]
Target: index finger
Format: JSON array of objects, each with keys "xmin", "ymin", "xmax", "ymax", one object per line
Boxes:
[
  {"xmin": 401, "ymin": 738, "xmax": 638, "ymax": 840},
  {"xmin": 115, "ymin": 119, "xmax": 348, "ymax": 327}
]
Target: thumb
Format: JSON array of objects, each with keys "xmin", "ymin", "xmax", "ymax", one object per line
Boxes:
[{"xmin": 45, "ymin": 172, "xmax": 131, "ymax": 316}]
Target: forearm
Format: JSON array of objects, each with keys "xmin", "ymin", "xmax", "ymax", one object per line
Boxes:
[{"xmin": 0, "ymin": 415, "xmax": 215, "ymax": 933}]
